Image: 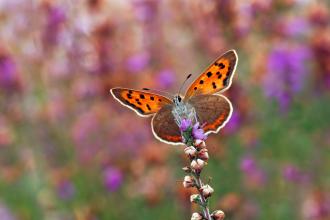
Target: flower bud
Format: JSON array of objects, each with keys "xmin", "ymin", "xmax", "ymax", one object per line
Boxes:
[
  {"xmin": 183, "ymin": 175, "xmax": 195, "ymax": 188},
  {"xmin": 190, "ymin": 194, "xmax": 201, "ymax": 203},
  {"xmin": 211, "ymin": 210, "xmax": 225, "ymax": 220},
  {"xmin": 198, "ymin": 148, "xmax": 209, "ymax": 161},
  {"xmin": 182, "ymin": 166, "xmax": 192, "ymax": 173},
  {"xmin": 194, "ymin": 139, "xmax": 206, "ymax": 148},
  {"xmin": 184, "ymin": 146, "xmax": 197, "ymax": 157},
  {"xmin": 200, "ymin": 184, "xmax": 214, "ymax": 198},
  {"xmin": 191, "ymin": 212, "xmax": 203, "ymax": 220},
  {"xmin": 191, "ymin": 159, "xmax": 205, "ymax": 171}
]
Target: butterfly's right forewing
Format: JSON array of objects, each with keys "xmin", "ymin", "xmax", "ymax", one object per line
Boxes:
[{"xmin": 184, "ymin": 50, "xmax": 238, "ymax": 99}]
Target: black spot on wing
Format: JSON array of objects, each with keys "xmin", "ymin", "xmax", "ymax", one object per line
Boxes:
[
  {"xmin": 212, "ymin": 82, "xmax": 217, "ymax": 89},
  {"xmin": 199, "ymin": 80, "xmax": 204, "ymax": 84},
  {"xmin": 140, "ymin": 94, "xmax": 145, "ymax": 99},
  {"xmin": 219, "ymin": 63, "xmax": 225, "ymax": 69},
  {"xmin": 207, "ymin": 72, "xmax": 212, "ymax": 77},
  {"xmin": 125, "ymin": 100, "xmax": 144, "ymax": 114},
  {"xmin": 150, "ymin": 96, "xmax": 154, "ymax": 100},
  {"xmin": 146, "ymin": 104, "xmax": 151, "ymax": 110}
]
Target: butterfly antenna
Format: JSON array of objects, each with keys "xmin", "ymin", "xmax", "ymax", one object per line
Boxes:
[
  {"xmin": 178, "ymin": 74, "xmax": 192, "ymax": 95},
  {"xmin": 142, "ymin": 88, "xmax": 174, "ymax": 98}
]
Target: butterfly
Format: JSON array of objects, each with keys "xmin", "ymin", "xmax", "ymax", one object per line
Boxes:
[{"xmin": 110, "ymin": 50, "xmax": 238, "ymax": 145}]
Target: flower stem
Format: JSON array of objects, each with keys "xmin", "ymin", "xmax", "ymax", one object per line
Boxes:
[{"xmin": 194, "ymin": 171, "xmax": 212, "ymax": 219}]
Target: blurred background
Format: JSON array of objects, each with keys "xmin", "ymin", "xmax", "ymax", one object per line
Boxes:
[{"xmin": 0, "ymin": 0, "xmax": 329, "ymax": 219}]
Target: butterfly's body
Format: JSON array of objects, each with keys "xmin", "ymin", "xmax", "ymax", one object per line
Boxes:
[
  {"xmin": 172, "ymin": 95, "xmax": 196, "ymax": 126},
  {"xmin": 111, "ymin": 50, "xmax": 238, "ymax": 145}
]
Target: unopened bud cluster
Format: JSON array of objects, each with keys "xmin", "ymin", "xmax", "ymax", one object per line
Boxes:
[
  {"xmin": 180, "ymin": 119, "xmax": 225, "ymax": 220},
  {"xmin": 183, "ymin": 139, "xmax": 209, "ymax": 176}
]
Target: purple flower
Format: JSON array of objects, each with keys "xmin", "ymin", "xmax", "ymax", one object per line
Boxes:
[
  {"xmin": 224, "ymin": 111, "xmax": 240, "ymax": 134},
  {"xmin": 157, "ymin": 69, "xmax": 175, "ymax": 89},
  {"xmin": 263, "ymin": 44, "xmax": 311, "ymax": 111},
  {"xmin": 192, "ymin": 122, "xmax": 207, "ymax": 140},
  {"xmin": 240, "ymin": 155, "xmax": 267, "ymax": 187},
  {"xmin": 0, "ymin": 203, "xmax": 16, "ymax": 220},
  {"xmin": 57, "ymin": 180, "xmax": 75, "ymax": 200},
  {"xmin": 282, "ymin": 165, "xmax": 310, "ymax": 184},
  {"xmin": 103, "ymin": 167, "xmax": 123, "ymax": 192},
  {"xmin": 42, "ymin": 5, "xmax": 66, "ymax": 46},
  {"xmin": 285, "ymin": 18, "xmax": 310, "ymax": 37},
  {"xmin": 126, "ymin": 52, "xmax": 150, "ymax": 73},
  {"xmin": 240, "ymin": 156, "xmax": 257, "ymax": 174},
  {"xmin": 0, "ymin": 55, "xmax": 18, "ymax": 89},
  {"xmin": 180, "ymin": 118, "xmax": 192, "ymax": 132},
  {"xmin": 132, "ymin": 0, "xmax": 158, "ymax": 22}
]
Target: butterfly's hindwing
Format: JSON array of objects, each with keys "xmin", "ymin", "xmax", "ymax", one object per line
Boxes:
[
  {"xmin": 185, "ymin": 50, "xmax": 238, "ymax": 99},
  {"xmin": 189, "ymin": 94, "xmax": 232, "ymax": 134},
  {"xmin": 110, "ymin": 88, "xmax": 172, "ymax": 116},
  {"xmin": 152, "ymin": 105, "xmax": 182, "ymax": 145}
]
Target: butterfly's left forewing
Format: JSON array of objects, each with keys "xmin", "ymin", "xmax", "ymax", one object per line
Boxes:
[{"xmin": 111, "ymin": 88, "xmax": 172, "ymax": 117}]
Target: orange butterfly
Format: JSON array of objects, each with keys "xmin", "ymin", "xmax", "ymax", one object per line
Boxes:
[{"xmin": 111, "ymin": 50, "xmax": 238, "ymax": 145}]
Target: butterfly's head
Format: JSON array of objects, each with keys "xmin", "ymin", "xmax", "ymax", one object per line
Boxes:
[{"xmin": 173, "ymin": 95, "xmax": 183, "ymax": 106}]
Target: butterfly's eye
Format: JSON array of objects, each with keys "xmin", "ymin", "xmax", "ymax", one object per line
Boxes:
[{"xmin": 178, "ymin": 96, "xmax": 182, "ymax": 102}]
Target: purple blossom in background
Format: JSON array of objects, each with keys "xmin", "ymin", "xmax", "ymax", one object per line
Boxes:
[
  {"xmin": 263, "ymin": 44, "xmax": 311, "ymax": 111},
  {"xmin": 192, "ymin": 122, "xmax": 207, "ymax": 140},
  {"xmin": 282, "ymin": 165, "xmax": 309, "ymax": 184},
  {"xmin": 0, "ymin": 203, "xmax": 16, "ymax": 220},
  {"xmin": 42, "ymin": 5, "xmax": 66, "ymax": 46},
  {"xmin": 103, "ymin": 167, "xmax": 123, "ymax": 192},
  {"xmin": 126, "ymin": 52, "xmax": 150, "ymax": 73},
  {"xmin": 156, "ymin": 69, "xmax": 175, "ymax": 89},
  {"xmin": 132, "ymin": 0, "xmax": 158, "ymax": 22},
  {"xmin": 240, "ymin": 155, "xmax": 267, "ymax": 186},
  {"xmin": 240, "ymin": 156, "xmax": 257, "ymax": 174},
  {"xmin": 0, "ymin": 55, "xmax": 19, "ymax": 90},
  {"xmin": 285, "ymin": 18, "xmax": 310, "ymax": 37},
  {"xmin": 48, "ymin": 6, "xmax": 66, "ymax": 28},
  {"xmin": 180, "ymin": 118, "xmax": 192, "ymax": 132},
  {"xmin": 57, "ymin": 180, "xmax": 75, "ymax": 200},
  {"xmin": 224, "ymin": 111, "xmax": 240, "ymax": 134}
]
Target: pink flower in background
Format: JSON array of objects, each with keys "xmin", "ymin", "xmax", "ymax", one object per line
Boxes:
[
  {"xmin": 240, "ymin": 155, "xmax": 267, "ymax": 187},
  {"xmin": 223, "ymin": 111, "xmax": 240, "ymax": 134},
  {"xmin": 0, "ymin": 203, "xmax": 16, "ymax": 220},
  {"xmin": 156, "ymin": 69, "xmax": 175, "ymax": 89},
  {"xmin": 282, "ymin": 165, "xmax": 310, "ymax": 184},
  {"xmin": 132, "ymin": 0, "xmax": 158, "ymax": 22},
  {"xmin": 103, "ymin": 167, "xmax": 123, "ymax": 192},
  {"xmin": 240, "ymin": 156, "xmax": 257, "ymax": 174},
  {"xmin": 42, "ymin": 4, "xmax": 66, "ymax": 47},
  {"xmin": 0, "ymin": 54, "xmax": 21, "ymax": 91},
  {"xmin": 126, "ymin": 52, "xmax": 150, "ymax": 73}
]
